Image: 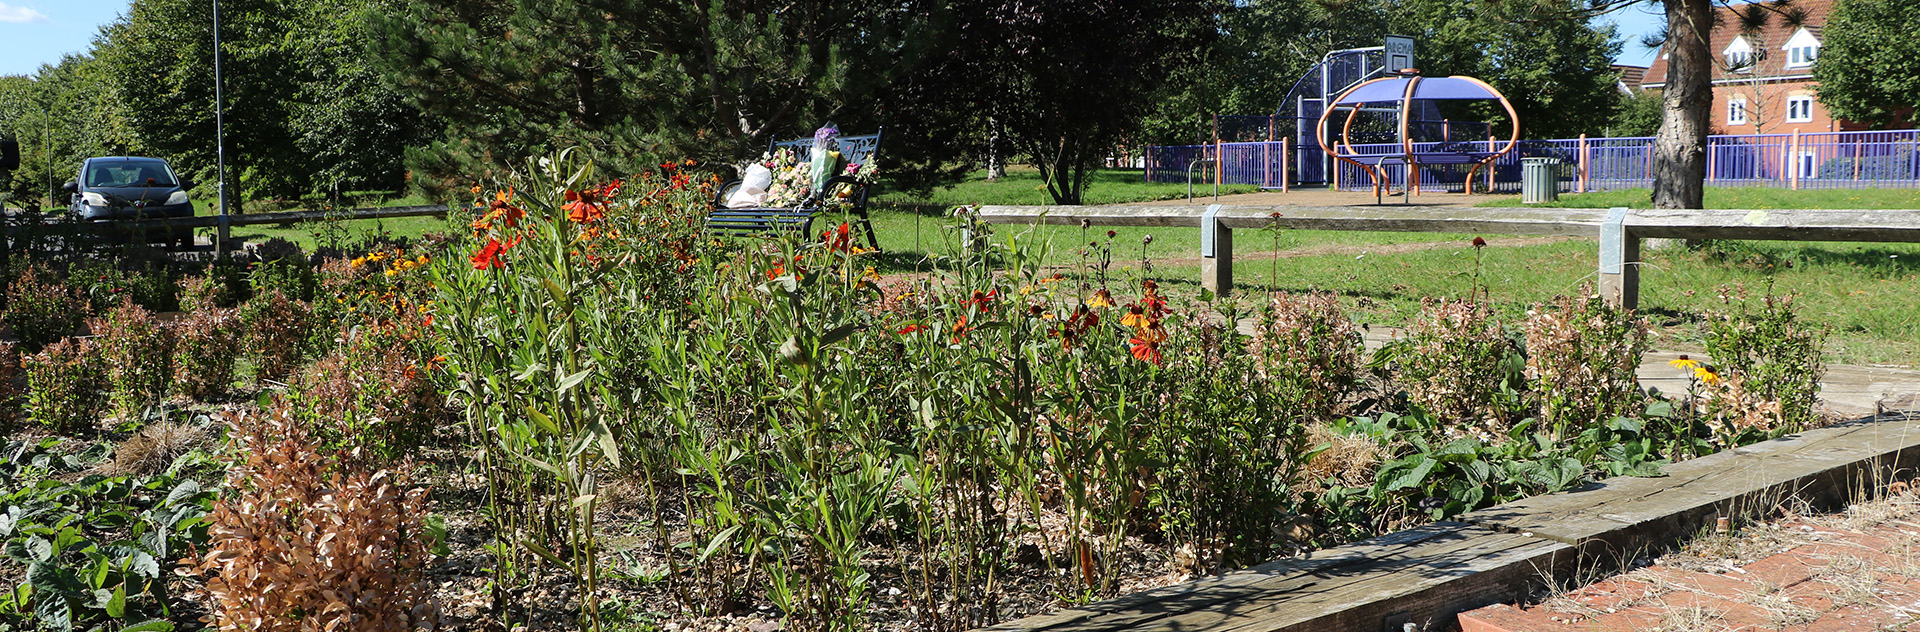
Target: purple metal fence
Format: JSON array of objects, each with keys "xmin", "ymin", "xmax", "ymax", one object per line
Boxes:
[{"xmin": 1147, "ymin": 129, "xmax": 1920, "ymax": 192}]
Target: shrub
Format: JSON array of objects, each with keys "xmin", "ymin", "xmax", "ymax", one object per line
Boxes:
[
  {"xmin": 293, "ymin": 337, "xmax": 444, "ymax": 461},
  {"xmin": 91, "ymin": 298, "xmax": 177, "ymax": 417},
  {"xmin": 1246, "ymin": 292, "xmax": 1366, "ymax": 421},
  {"xmin": 125, "ymin": 262, "xmax": 179, "ymax": 312},
  {"xmin": 1524, "ymin": 291, "xmax": 1650, "ymax": 441},
  {"xmin": 1388, "ymin": 299, "xmax": 1523, "ymax": 435},
  {"xmin": 249, "ymin": 257, "xmax": 318, "ymax": 302},
  {"xmin": 174, "ymin": 306, "xmax": 244, "ymax": 400},
  {"xmin": 239, "ymin": 289, "xmax": 317, "ymax": 380},
  {"xmin": 0, "ymin": 342, "xmax": 21, "ymax": 428},
  {"xmin": 193, "ymin": 406, "xmax": 439, "ymax": 632},
  {"xmin": 4, "ymin": 265, "xmax": 89, "ymax": 351},
  {"xmin": 23, "ymin": 338, "xmax": 108, "ymax": 432},
  {"xmin": 178, "ymin": 272, "xmax": 233, "ymax": 313},
  {"xmin": 1702, "ymin": 285, "xmax": 1826, "ymax": 434}
]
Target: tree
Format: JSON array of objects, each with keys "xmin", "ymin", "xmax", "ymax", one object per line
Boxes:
[
  {"xmin": 1391, "ymin": 0, "xmax": 1624, "ymax": 140},
  {"xmin": 1607, "ymin": 88, "xmax": 1664, "ymax": 137},
  {"xmin": 1815, "ymin": 0, "xmax": 1920, "ymax": 128},
  {"xmin": 102, "ymin": 0, "xmax": 425, "ymax": 204},
  {"xmin": 917, "ymin": 0, "xmax": 1218, "ymax": 204},
  {"xmin": 371, "ymin": 0, "xmax": 940, "ymax": 197},
  {"xmin": 0, "ymin": 54, "xmax": 142, "ymax": 208}
]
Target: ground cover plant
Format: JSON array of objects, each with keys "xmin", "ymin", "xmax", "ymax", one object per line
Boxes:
[{"xmin": 0, "ymin": 149, "xmax": 1846, "ymax": 632}]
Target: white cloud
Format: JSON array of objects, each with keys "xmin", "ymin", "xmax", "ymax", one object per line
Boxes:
[{"xmin": 0, "ymin": 3, "xmax": 49, "ymax": 24}]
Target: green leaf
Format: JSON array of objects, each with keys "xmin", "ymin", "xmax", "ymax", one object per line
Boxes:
[
  {"xmin": 819, "ymin": 323, "xmax": 859, "ymax": 346},
  {"xmin": 117, "ymin": 620, "xmax": 175, "ymax": 632},
  {"xmin": 526, "ymin": 407, "xmax": 560, "ymax": 435},
  {"xmin": 587, "ymin": 417, "xmax": 622, "ymax": 469},
  {"xmin": 519, "ymin": 537, "xmax": 568, "ymax": 566},
  {"xmin": 106, "ymin": 584, "xmax": 126, "ymax": 617},
  {"xmin": 698, "ymin": 525, "xmax": 741, "ymax": 563},
  {"xmin": 556, "ymin": 368, "xmax": 593, "ymax": 395},
  {"xmin": 1385, "ymin": 457, "xmax": 1437, "ymax": 492}
]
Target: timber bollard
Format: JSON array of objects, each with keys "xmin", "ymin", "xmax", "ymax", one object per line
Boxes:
[
  {"xmin": 1199, "ymin": 204, "xmax": 1231, "ymax": 295},
  {"xmin": 1597, "ymin": 207, "xmax": 1639, "ymax": 309}
]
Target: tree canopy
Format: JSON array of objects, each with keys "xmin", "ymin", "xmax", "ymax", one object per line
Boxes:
[{"xmin": 1814, "ymin": 0, "xmax": 1920, "ymax": 128}]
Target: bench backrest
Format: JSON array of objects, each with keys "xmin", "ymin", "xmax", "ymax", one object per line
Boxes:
[{"xmin": 771, "ymin": 128, "xmax": 884, "ymax": 167}]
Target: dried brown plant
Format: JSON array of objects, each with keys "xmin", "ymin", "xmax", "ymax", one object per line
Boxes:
[
  {"xmin": 110, "ymin": 420, "xmax": 209, "ymax": 476},
  {"xmin": 1393, "ymin": 298, "xmax": 1519, "ymax": 435},
  {"xmin": 1524, "ymin": 292, "xmax": 1649, "ymax": 440},
  {"xmin": 191, "ymin": 406, "xmax": 439, "ymax": 631},
  {"xmin": 1300, "ymin": 423, "xmax": 1388, "ymax": 491},
  {"xmin": 1248, "ymin": 292, "xmax": 1365, "ymax": 421}
]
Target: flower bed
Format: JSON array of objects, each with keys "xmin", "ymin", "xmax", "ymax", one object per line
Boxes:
[{"xmin": 0, "ymin": 148, "xmax": 1831, "ymax": 632}]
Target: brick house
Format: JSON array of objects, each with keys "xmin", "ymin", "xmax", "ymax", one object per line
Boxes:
[{"xmin": 1640, "ymin": 0, "xmax": 1858, "ymax": 134}]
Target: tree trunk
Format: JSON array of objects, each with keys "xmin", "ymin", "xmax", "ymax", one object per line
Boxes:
[
  {"xmin": 1652, "ymin": 0, "xmax": 1713, "ymax": 209},
  {"xmin": 986, "ymin": 116, "xmax": 1006, "ymax": 181}
]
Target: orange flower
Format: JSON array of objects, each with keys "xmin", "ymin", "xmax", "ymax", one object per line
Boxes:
[
  {"xmin": 896, "ymin": 324, "xmax": 926, "ymax": 335},
  {"xmin": 823, "ymin": 222, "xmax": 855, "ymax": 253},
  {"xmin": 1129, "ymin": 335, "xmax": 1163, "ymax": 365},
  {"xmin": 471, "ymin": 238, "xmax": 508, "ymax": 270}
]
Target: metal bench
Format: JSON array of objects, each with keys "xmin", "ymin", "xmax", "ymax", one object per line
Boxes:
[{"xmin": 708, "ymin": 128, "xmax": 883, "ymax": 251}]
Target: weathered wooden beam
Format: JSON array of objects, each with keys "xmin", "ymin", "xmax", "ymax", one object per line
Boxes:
[
  {"xmin": 112, "ymin": 204, "xmax": 457, "ymax": 230},
  {"xmin": 975, "ymin": 204, "xmax": 1608, "ymax": 236}
]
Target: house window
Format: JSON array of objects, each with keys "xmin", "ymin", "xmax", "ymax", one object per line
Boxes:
[
  {"xmin": 1728, "ymin": 98, "xmax": 1749, "ymax": 125},
  {"xmin": 1782, "ymin": 28, "xmax": 1821, "ymax": 69},
  {"xmin": 1786, "ymin": 96, "xmax": 1814, "ymax": 123},
  {"xmin": 1724, "ymin": 36, "xmax": 1756, "ymax": 73},
  {"xmin": 1787, "ymin": 46, "xmax": 1818, "ymax": 67}
]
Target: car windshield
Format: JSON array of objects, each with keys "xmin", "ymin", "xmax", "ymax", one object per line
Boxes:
[{"xmin": 85, "ymin": 160, "xmax": 177, "ymax": 188}]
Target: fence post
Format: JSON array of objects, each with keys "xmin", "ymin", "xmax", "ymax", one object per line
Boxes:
[
  {"xmin": 1578, "ymin": 134, "xmax": 1588, "ymax": 192},
  {"xmin": 1200, "ymin": 204, "xmax": 1231, "ymax": 295},
  {"xmin": 1790, "ymin": 129, "xmax": 1801, "ymax": 190},
  {"xmin": 1281, "ymin": 137, "xmax": 1290, "ymax": 193},
  {"xmin": 1598, "ymin": 207, "xmax": 1640, "ymax": 309},
  {"xmin": 1487, "ymin": 133, "xmax": 1496, "ymax": 192}
]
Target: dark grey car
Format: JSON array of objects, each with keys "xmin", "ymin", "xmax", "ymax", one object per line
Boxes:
[{"xmin": 64, "ymin": 156, "xmax": 195, "ymax": 246}]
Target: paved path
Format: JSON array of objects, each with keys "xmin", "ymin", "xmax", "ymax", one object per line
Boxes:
[
  {"xmin": 1139, "ymin": 189, "xmax": 1509, "ymax": 208},
  {"xmin": 1461, "ymin": 493, "xmax": 1920, "ymax": 632}
]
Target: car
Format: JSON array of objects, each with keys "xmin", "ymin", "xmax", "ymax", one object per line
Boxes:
[{"xmin": 63, "ymin": 156, "xmax": 195, "ymax": 247}]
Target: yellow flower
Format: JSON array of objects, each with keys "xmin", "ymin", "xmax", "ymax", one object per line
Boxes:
[
  {"xmin": 1667, "ymin": 356, "xmax": 1700, "ymax": 371},
  {"xmin": 385, "ymin": 269, "xmax": 399, "ymax": 278},
  {"xmin": 1693, "ymin": 366, "xmax": 1721, "ymax": 385},
  {"xmin": 863, "ymin": 266, "xmax": 881, "ymax": 282},
  {"xmin": 1087, "ymin": 289, "xmax": 1115, "ymax": 308}
]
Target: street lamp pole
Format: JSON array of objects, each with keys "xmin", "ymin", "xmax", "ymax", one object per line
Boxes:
[{"xmin": 212, "ymin": 0, "xmax": 230, "ymax": 255}]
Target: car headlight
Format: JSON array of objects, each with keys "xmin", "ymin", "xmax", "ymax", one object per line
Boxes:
[
  {"xmin": 80, "ymin": 192, "xmax": 108, "ymax": 207},
  {"xmin": 166, "ymin": 191, "xmax": 189, "ymax": 205}
]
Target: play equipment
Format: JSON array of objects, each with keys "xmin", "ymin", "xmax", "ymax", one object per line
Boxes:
[{"xmin": 1315, "ymin": 70, "xmax": 1520, "ymax": 202}]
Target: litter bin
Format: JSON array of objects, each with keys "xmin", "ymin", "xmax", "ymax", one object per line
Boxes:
[{"xmin": 1521, "ymin": 157, "xmax": 1561, "ymax": 204}]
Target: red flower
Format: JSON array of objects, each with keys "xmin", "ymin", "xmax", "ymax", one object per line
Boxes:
[
  {"xmin": 824, "ymin": 222, "xmax": 854, "ymax": 253},
  {"xmin": 1472, "ymin": 236, "xmax": 1487, "ymax": 248},
  {"xmin": 1129, "ymin": 336, "xmax": 1164, "ymax": 365},
  {"xmin": 896, "ymin": 324, "xmax": 926, "ymax": 335},
  {"xmin": 471, "ymin": 238, "xmax": 508, "ymax": 270}
]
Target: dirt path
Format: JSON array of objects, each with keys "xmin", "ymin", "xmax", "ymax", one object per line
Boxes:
[{"xmin": 1140, "ymin": 235, "xmax": 1580, "ymax": 270}]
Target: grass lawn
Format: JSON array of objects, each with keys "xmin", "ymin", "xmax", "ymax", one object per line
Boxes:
[
  {"xmin": 1478, "ymin": 187, "xmax": 1920, "ymax": 209},
  {"xmin": 855, "ymin": 182, "xmax": 1919, "ymax": 367},
  {"xmin": 214, "ymin": 194, "xmax": 461, "ymax": 250},
  {"xmin": 874, "ymin": 166, "xmax": 1259, "ymax": 209}
]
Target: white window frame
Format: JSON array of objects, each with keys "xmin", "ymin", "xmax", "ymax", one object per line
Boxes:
[
  {"xmin": 1797, "ymin": 151, "xmax": 1817, "ymax": 180},
  {"xmin": 1781, "ymin": 28, "xmax": 1821, "ymax": 69},
  {"xmin": 1728, "ymin": 98, "xmax": 1749, "ymax": 125},
  {"xmin": 1786, "ymin": 96, "xmax": 1815, "ymax": 123},
  {"xmin": 1724, "ymin": 36, "xmax": 1756, "ymax": 74}
]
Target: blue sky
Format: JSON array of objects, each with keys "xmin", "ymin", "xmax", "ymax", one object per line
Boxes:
[
  {"xmin": 3, "ymin": 0, "xmax": 1668, "ymax": 78},
  {"xmin": 0, "ymin": 0, "xmax": 130, "ymax": 76}
]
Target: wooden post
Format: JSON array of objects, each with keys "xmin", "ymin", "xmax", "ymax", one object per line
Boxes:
[
  {"xmin": 1281, "ymin": 137, "xmax": 1290, "ymax": 193},
  {"xmin": 1200, "ymin": 204, "xmax": 1231, "ymax": 295},
  {"xmin": 1790, "ymin": 129, "xmax": 1801, "ymax": 190},
  {"xmin": 1854, "ymin": 135, "xmax": 1864, "ymax": 181},
  {"xmin": 1598, "ymin": 207, "xmax": 1640, "ymax": 309},
  {"xmin": 1487, "ymin": 133, "xmax": 1496, "ymax": 192},
  {"xmin": 1578, "ymin": 134, "xmax": 1589, "ymax": 192}
]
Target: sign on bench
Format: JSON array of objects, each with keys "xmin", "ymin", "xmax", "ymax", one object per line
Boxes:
[{"xmin": 708, "ymin": 125, "xmax": 883, "ymax": 251}]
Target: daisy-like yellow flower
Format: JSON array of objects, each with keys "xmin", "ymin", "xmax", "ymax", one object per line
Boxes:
[
  {"xmin": 1667, "ymin": 355, "xmax": 1701, "ymax": 371},
  {"xmin": 1692, "ymin": 366, "xmax": 1721, "ymax": 385},
  {"xmin": 1087, "ymin": 289, "xmax": 1115, "ymax": 308},
  {"xmin": 863, "ymin": 266, "xmax": 881, "ymax": 282}
]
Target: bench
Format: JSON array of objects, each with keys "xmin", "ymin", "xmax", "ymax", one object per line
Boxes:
[{"xmin": 708, "ymin": 128, "xmax": 883, "ymax": 252}]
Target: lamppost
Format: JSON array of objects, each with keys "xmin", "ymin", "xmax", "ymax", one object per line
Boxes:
[{"xmin": 213, "ymin": 0, "xmax": 230, "ymax": 254}]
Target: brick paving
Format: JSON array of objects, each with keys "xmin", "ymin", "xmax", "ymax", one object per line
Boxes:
[{"xmin": 1461, "ymin": 492, "xmax": 1920, "ymax": 632}]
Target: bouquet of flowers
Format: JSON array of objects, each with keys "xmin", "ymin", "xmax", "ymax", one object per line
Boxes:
[{"xmin": 760, "ymin": 148, "xmax": 814, "ymax": 208}]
